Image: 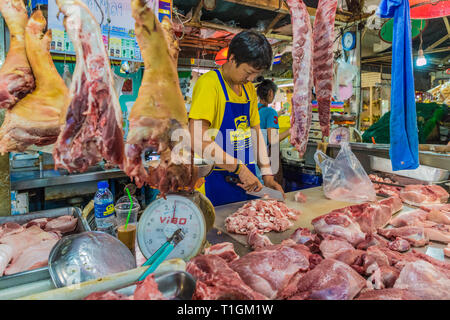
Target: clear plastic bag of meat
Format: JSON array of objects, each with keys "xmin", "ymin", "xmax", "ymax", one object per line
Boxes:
[{"xmin": 314, "ymin": 142, "xmax": 377, "ymax": 203}]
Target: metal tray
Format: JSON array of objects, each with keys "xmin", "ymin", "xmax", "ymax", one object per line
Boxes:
[
  {"xmin": 369, "ymin": 155, "xmax": 449, "ymax": 183},
  {"xmin": 115, "ymin": 271, "xmax": 196, "ymax": 300},
  {"xmin": 0, "ymin": 207, "xmax": 90, "ymax": 290}
]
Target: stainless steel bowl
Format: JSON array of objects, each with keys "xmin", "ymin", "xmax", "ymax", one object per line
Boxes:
[{"xmin": 48, "ymin": 231, "xmax": 136, "ymax": 288}]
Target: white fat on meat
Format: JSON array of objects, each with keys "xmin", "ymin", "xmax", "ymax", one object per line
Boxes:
[
  {"xmin": 393, "ymin": 260, "xmax": 450, "ymax": 300},
  {"xmin": 0, "ymin": 244, "xmax": 13, "ymax": 276},
  {"xmin": 311, "ymin": 211, "xmax": 366, "ymax": 246},
  {"xmin": 203, "ymin": 242, "xmax": 239, "ymax": 263},
  {"xmin": 400, "ymin": 185, "xmax": 449, "ymax": 206},
  {"xmin": 4, "ymin": 238, "xmax": 58, "ymax": 275},
  {"xmin": 377, "ymin": 226, "xmax": 429, "ymax": 247},
  {"xmin": 0, "ymin": 225, "xmax": 60, "ymax": 261}
]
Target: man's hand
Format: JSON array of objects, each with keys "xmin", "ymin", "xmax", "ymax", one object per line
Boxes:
[
  {"xmin": 263, "ymin": 175, "xmax": 285, "ymax": 199},
  {"xmin": 237, "ymin": 165, "xmax": 263, "ymax": 193}
]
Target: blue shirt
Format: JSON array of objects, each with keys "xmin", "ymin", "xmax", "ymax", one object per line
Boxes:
[{"xmin": 258, "ymin": 103, "xmax": 279, "ymax": 146}]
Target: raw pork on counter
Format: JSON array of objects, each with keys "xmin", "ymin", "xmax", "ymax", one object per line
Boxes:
[
  {"xmin": 225, "ymin": 199, "xmax": 301, "ymax": 235},
  {"xmin": 400, "ymin": 185, "xmax": 449, "ymax": 206},
  {"xmin": 0, "ymin": 215, "xmax": 77, "ymax": 276}
]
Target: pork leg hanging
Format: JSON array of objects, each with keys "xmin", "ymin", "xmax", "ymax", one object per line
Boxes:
[
  {"xmin": 53, "ymin": 0, "xmax": 125, "ymax": 172},
  {"xmin": 286, "ymin": 0, "xmax": 314, "ymax": 157},
  {"xmin": 0, "ymin": 10, "xmax": 68, "ymax": 153},
  {"xmin": 124, "ymin": 0, "xmax": 197, "ymax": 194},
  {"xmin": 0, "ymin": 0, "xmax": 35, "ymax": 109},
  {"xmin": 313, "ymin": 0, "xmax": 338, "ymax": 138}
]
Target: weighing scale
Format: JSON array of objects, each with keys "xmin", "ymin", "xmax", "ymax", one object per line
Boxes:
[
  {"xmin": 329, "ymin": 114, "xmax": 362, "ymax": 144},
  {"xmin": 137, "ymin": 190, "xmax": 215, "ymax": 262}
]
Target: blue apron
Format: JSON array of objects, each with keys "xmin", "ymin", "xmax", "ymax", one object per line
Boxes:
[{"xmin": 204, "ymin": 70, "xmax": 257, "ymax": 206}]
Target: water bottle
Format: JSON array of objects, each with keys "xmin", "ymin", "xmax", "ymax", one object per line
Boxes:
[{"xmin": 94, "ymin": 181, "xmax": 116, "ymax": 236}]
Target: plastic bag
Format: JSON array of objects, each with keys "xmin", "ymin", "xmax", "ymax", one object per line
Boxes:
[{"xmin": 314, "ymin": 142, "xmax": 377, "ymax": 203}]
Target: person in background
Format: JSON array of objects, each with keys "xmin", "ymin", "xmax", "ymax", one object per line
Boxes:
[
  {"xmin": 255, "ymin": 79, "xmax": 290, "ymax": 186},
  {"xmin": 188, "ymin": 31, "xmax": 284, "ymax": 206}
]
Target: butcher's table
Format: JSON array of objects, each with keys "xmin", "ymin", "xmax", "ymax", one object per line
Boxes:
[{"xmin": 208, "ymin": 186, "xmax": 449, "ymax": 260}]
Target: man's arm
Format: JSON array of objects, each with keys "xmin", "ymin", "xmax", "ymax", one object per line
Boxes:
[
  {"xmin": 189, "ymin": 118, "xmax": 263, "ymax": 192},
  {"xmin": 253, "ymin": 125, "xmax": 285, "ymax": 197}
]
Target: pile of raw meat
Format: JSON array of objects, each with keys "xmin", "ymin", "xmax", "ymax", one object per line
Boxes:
[
  {"xmin": 225, "ymin": 199, "xmax": 302, "ymax": 235},
  {"xmin": 0, "ymin": 215, "xmax": 77, "ymax": 276},
  {"xmin": 188, "ymin": 195, "xmax": 450, "ymax": 300},
  {"xmin": 83, "ymin": 274, "xmax": 166, "ymax": 300}
]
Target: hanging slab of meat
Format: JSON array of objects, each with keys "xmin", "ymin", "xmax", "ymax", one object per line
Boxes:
[
  {"xmin": 311, "ymin": 211, "xmax": 366, "ymax": 246},
  {"xmin": 377, "ymin": 226, "xmax": 429, "ymax": 247},
  {"xmin": 229, "ymin": 244, "xmax": 316, "ymax": 299},
  {"xmin": 0, "ymin": 10, "xmax": 69, "ymax": 153},
  {"xmin": 278, "ymin": 259, "xmax": 366, "ymax": 300},
  {"xmin": 0, "ymin": 0, "xmax": 34, "ymax": 109},
  {"xmin": 286, "ymin": 0, "xmax": 313, "ymax": 156},
  {"xmin": 4, "ymin": 238, "xmax": 58, "ymax": 275},
  {"xmin": 393, "ymin": 260, "xmax": 450, "ymax": 300},
  {"xmin": 247, "ymin": 229, "xmax": 273, "ymax": 250},
  {"xmin": 355, "ymin": 288, "xmax": 421, "ymax": 300},
  {"xmin": 203, "ymin": 242, "xmax": 239, "ymax": 263},
  {"xmin": 312, "ymin": 0, "xmax": 338, "ymax": 138},
  {"xmin": 400, "ymin": 184, "xmax": 449, "ymax": 206},
  {"xmin": 123, "ymin": 0, "xmax": 196, "ymax": 195},
  {"xmin": 225, "ymin": 199, "xmax": 301, "ymax": 235},
  {"xmin": 186, "ymin": 254, "xmax": 267, "ymax": 300},
  {"xmin": 44, "ymin": 215, "xmax": 77, "ymax": 233},
  {"xmin": 53, "ymin": 0, "xmax": 125, "ymax": 173},
  {"xmin": 0, "ymin": 244, "xmax": 13, "ymax": 276},
  {"xmin": 0, "ymin": 225, "xmax": 60, "ymax": 261}
]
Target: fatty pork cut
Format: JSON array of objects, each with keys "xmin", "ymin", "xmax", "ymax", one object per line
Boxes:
[
  {"xmin": 0, "ymin": 0, "xmax": 34, "ymax": 109},
  {"xmin": 0, "ymin": 10, "xmax": 69, "ymax": 153},
  {"xmin": 312, "ymin": 0, "xmax": 338, "ymax": 138},
  {"xmin": 124, "ymin": 0, "xmax": 197, "ymax": 195},
  {"xmin": 53, "ymin": 0, "xmax": 125, "ymax": 172},
  {"xmin": 286, "ymin": 0, "xmax": 313, "ymax": 156}
]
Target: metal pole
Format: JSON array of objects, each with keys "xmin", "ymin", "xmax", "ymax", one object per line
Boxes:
[
  {"xmin": 0, "ymin": 13, "xmax": 10, "ymax": 216},
  {"xmin": 354, "ymin": 24, "xmax": 362, "ymax": 129}
]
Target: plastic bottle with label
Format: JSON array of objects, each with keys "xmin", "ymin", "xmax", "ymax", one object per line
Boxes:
[{"xmin": 94, "ymin": 181, "xmax": 116, "ymax": 236}]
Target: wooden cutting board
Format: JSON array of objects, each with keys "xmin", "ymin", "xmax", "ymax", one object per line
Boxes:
[{"xmin": 213, "ymin": 186, "xmax": 354, "ymax": 247}]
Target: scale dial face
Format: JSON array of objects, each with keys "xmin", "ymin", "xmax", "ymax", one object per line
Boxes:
[
  {"xmin": 137, "ymin": 195, "xmax": 206, "ymax": 261},
  {"xmin": 330, "ymin": 127, "xmax": 351, "ymax": 144}
]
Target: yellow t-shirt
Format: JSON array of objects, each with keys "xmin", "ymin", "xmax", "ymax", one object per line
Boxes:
[{"xmin": 188, "ymin": 69, "xmax": 260, "ymax": 133}]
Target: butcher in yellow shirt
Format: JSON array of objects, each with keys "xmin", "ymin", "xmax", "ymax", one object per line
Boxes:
[{"xmin": 188, "ymin": 31, "xmax": 284, "ymax": 206}]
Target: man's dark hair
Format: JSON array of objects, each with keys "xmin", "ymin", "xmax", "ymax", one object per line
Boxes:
[
  {"xmin": 256, "ymin": 79, "xmax": 278, "ymax": 102},
  {"xmin": 228, "ymin": 31, "xmax": 273, "ymax": 70}
]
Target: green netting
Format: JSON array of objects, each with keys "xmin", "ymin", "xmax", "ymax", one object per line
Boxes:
[{"xmin": 362, "ymin": 103, "xmax": 448, "ymax": 144}]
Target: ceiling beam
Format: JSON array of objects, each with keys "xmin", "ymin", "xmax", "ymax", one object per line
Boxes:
[
  {"xmin": 221, "ymin": 0, "xmax": 356, "ymax": 22},
  {"xmin": 444, "ymin": 16, "xmax": 450, "ymax": 35},
  {"xmin": 265, "ymin": 12, "xmax": 286, "ymax": 34},
  {"xmin": 427, "ymin": 35, "xmax": 450, "ymax": 50}
]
